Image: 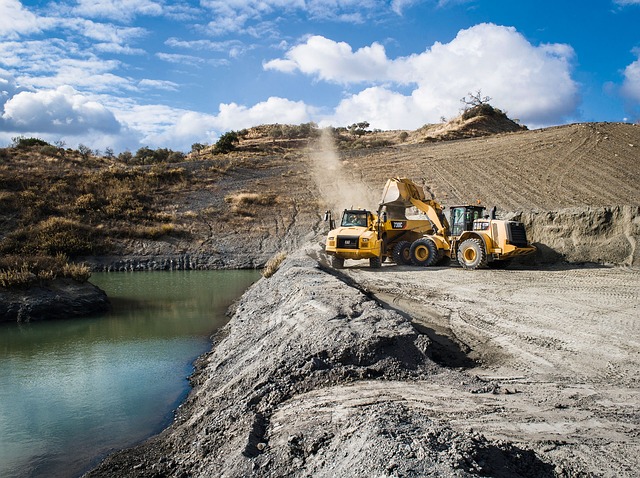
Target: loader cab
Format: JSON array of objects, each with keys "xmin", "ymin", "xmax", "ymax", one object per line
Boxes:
[
  {"xmin": 449, "ymin": 205, "xmax": 486, "ymax": 236},
  {"xmin": 340, "ymin": 209, "xmax": 371, "ymax": 228}
]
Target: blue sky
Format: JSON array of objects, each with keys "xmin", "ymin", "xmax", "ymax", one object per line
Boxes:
[{"xmin": 1, "ymin": 0, "xmax": 639, "ymax": 153}]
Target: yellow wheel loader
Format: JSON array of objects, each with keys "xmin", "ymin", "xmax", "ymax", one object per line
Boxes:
[{"xmin": 324, "ymin": 177, "xmax": 536, "ymax": 269}]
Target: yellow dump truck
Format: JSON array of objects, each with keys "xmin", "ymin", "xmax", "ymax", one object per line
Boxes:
[{"xmin": 324, "ymin": 177, "xmax": 536, "ymax": 269}]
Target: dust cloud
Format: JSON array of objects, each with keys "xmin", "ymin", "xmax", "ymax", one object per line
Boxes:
[{"xmin": 309, "ymin": 128, "xmax": 380, "ymax": 216}]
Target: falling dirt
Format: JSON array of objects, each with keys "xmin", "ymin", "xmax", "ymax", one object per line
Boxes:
[{"xmin": 309, "ymin": 128, "xmax": 380, "ymax": 214}]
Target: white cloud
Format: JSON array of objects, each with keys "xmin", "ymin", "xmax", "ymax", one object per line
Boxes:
[
  {"xmin": 0, "ymin": 0, "xmax": 41, "ymax": 39},
  {"xmin": 200, "ymin": 0, "xmax": 384, "ymax": 35},
  {"xmin": 112, "ymin": 97, "xmax": 313, "ymax": 151},
  {"xmin": 73, "ymin": 0, "xmax": 164, "ymax": 22},
  {"xmin": 138, "ymin": 79, "xmax": 180, "ymax": 91},
  {"xmin": 613, "ymin": 0, "xmax": 640, "ymax": 5},
  {"xmin": 391, "ymin": 0, "xmax": 421, "ymax": 15},
  {"xmin": 621, "ymin": 55, "xmax": 640, "ymax": 103},
  {"xmin": 213, "ymin": 97, "xmax": 313, "ymax": 131},
  {"xmin": 264, "ymin": 36, "xmax": 390, "ymax": 83},
  {"xmin": 330, "ymin": 87, "xmax": 426, "ymax": 129},
  {"xmin": 267, "ymin": 24, "xmax": 579, "ymax": 127},
  {"xmin": 1, "ymin": 85, "xmax": 122, "ymax": 134}
]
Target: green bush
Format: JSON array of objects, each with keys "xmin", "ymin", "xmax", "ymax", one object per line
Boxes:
[
  {"xmin": 12, "ymin": 136, "xmax": 50, "ymax": 149},
  {"xmin": 214, "ymin": 131, "xmax": 239, "ymax": 154}
]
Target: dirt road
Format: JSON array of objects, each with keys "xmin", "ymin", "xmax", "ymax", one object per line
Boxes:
[{"xmin": 345, "ymin": 262, "xmax": 640, "ymax": 476}]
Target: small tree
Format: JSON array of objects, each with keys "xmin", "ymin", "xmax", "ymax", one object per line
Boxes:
[
  {"xmin": 78, "ymin": 144, "xmax": 92, "ymax": 160},
  {"xmin": 191, "ymin": 143, "xmax": 207, "ymax": 155},
  {"xmin": 213, "ymin": 131, "xmax": 239, "ymax": 154},
  {"xmin": 460, "ymin": 90, "xmax": 492, "ymax": 109},
  {"xmin": 347, "ymin": 121, "xmax": 370, "ymax": 137}
]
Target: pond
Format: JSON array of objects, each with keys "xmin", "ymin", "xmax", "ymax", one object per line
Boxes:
[{"xmin": 0, "ymin": 270, "xmax": 259, "ymax": 478}]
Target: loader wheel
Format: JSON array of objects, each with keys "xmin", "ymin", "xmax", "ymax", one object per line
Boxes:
[
  {"xmin": 410, "ymin": 238, "xmax": 439, "ymax": 267},
  {"xmin": 392, "ymin": 241, "xmax": 412, "ymax": 265},
  {"xmin": 369, "ymin": 256, "xmax": 382, "ymax": 269},
  {"xmin": 330, "ymin": 256, "xmax": 345, "ymax": 269},
  {"xmin": 457, "ymin": 238, "xmax": 488, "ymax": 270}
]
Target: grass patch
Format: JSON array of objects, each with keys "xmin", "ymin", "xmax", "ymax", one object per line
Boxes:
[
  {"xmin": 225, "ymin": 192, "xmax": 279, "ymax": 216},
  {"xmin": 262, "ymin": 251, "xmax": 287, "ymax": 278},
  {"xmin": 0, "ymin": 254, "xmax": 91, "ymax": 288}
]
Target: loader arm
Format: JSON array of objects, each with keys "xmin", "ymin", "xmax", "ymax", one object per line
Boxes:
[{"xmin": 409, "ymin": 197, "xmax": 450, "ymax": 240}]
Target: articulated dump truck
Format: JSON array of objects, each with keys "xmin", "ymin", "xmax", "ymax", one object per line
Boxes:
[{"xmin": 324, "ymin": 177, "xmax": 536, "ymax": 270}]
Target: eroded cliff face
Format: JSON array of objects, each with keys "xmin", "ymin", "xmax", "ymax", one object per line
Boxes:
[
  {"xmin": 508, "ymin": 205, "xmax": 640, "ymax": 266},
  {"xmin": 85, "ymin": 250, "xmax": 557, "ymax": 478},
  {"xmin": 0, "ymin": 279, "xmax": 110, "ymax": 323}
]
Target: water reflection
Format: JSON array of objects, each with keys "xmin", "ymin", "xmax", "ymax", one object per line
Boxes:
[{"xmin": 0, "ymin": 270, "xmax": 259, "ymax": 478}]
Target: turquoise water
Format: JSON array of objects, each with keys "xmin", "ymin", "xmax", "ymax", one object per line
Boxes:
[{"xmin": 0, "ymin": 270, "xmax": 259, "ymax": 478}]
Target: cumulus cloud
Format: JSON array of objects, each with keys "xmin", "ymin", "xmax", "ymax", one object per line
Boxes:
[
  {"xmin": 1, "ymin": 85, "xmax": 122, "ymax": 134},
  {"xmin": 114, "ymin": 97, "xmax": 314, "ymax": 151},
  {"xmin": 264, "ymin": 36, "xmax": 390, "ymax": 83},
  {"xmin": 267, "ymin": 23, "xmax": 579, "ymax": 127},
  {"xmin": 213, "ymin": 97, "xmax": 313, "ymax": 131}
]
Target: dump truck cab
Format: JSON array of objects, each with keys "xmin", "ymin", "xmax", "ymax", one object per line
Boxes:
[{"xmin": 324, "ymin": 209, "xmax": 383, "ymax": 269}]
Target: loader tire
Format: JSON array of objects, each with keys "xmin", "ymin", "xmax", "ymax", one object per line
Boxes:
[
  {"xmin": 410, "ymin": 238, "xmax": 439, "ymax": 267},
  {"xmin": 369, "ymin": 256, "xmax": 382, "ymax": 269},
  {"xmin": 330, "ymin": 255, "xmax": 345, "ymax": 269},
  {"xmin": 392, "ymin": 241, "xmax": 412, "ymax": 265},
  {"xmin": 457, "ymin": 238, "xmax": 488, "ymax": 270}
]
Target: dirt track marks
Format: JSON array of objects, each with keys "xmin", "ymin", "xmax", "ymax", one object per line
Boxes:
[{"xmin": 347, "ymin": 123, "xmax": 640, "ymax": 211}]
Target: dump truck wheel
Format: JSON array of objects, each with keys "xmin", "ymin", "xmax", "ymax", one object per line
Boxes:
[
  {"xmin": 369, "ymin": 257, "xmax": 382, "ymax": 269},
  {"xmin": 392, "ymin": 241, "xmax": 412, "ymax": 265},
  {"xmin": 330, "ymin": 256, "xmax": 345, "ymax": 269},
  {"xmin": 457, "ymin": 238, "xmax": 488, "ymax": 270},
  {"xmin": 410, "ymin": 238, "xmax": 439, "ymax": 267}
]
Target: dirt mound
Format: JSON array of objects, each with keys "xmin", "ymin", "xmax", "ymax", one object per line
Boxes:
[
  {"xmin": 85, "ymin": 250, "xmax": 557, "ymax": 477},
  {"xmin": 414, "ymin": 104, "xmax": 526, "ymax": 142}
]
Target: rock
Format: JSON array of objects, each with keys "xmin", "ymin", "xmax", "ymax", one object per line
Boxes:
[{"xmin": 0, "ymin": 278, "xmax": 110, "ymax": 323}]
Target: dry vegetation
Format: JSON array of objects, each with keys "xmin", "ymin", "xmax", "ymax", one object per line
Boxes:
[{"xmin": 0, "ymin": 253, "xmax": 90, "ymax": 288}]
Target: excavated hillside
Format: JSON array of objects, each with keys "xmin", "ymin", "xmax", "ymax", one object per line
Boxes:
[{"xmin": 85, "ymin": 121, "xmax": 640, "ymax": 269}]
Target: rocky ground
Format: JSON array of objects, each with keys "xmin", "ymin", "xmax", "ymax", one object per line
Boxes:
[{"xmin": 85, "ymin": 247, "xmax": 639, "ymax": 477}]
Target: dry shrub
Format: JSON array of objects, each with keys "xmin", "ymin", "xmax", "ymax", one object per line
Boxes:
[
  {"xmin": 262, "ymin": 251, "xmax": 287, "ymax": 278},
  {"xmin": 225, "ymin": 192, "xmax": 278, "ymax": 216},
  {"xmin": 0, "ymin": 254, "xmax": 91, "ymax": 288},
  {"xmin": 1, "ymin": 217, "xmax": 99, "ymax": 257}
]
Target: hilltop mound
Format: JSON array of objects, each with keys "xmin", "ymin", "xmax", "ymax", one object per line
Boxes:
[{"xmin": 414, "ymin": 104, "xmax": 527, "ymax": 142}]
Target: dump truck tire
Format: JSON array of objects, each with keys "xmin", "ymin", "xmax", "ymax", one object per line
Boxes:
[
  {"xmin": 410, "ymin": 238, "xmax": 439, "ymax": 267},
  {"xmin": 392, "ymin": 241, "xmax": 412, "ymax": 265},
  {"xmin": 458, "ymin": 238, "xmax": 488, "ymax": 270},
  {"xmin": 369, "ymin": 257, "xmax": 382, "ymax": 269},
  {"xmin": 330, "ymin": 256, "xmax": 345, "ymax": 269}
]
